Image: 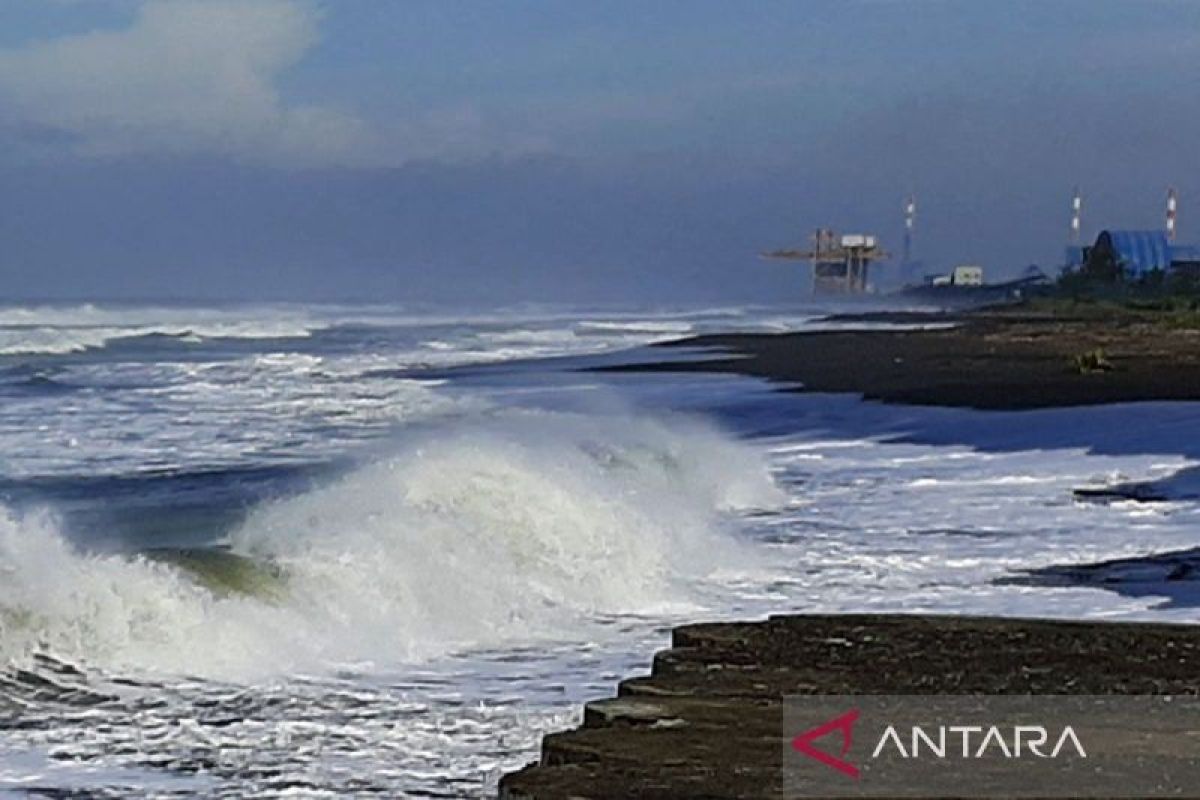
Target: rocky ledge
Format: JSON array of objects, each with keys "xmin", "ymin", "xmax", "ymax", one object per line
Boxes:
[{"xmin": 498, "ymin": 614, "xmax": 1200, "ymax": 799}]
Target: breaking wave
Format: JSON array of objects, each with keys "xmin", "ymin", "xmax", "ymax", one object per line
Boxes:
[
  {"xmin": 0, "ymin": 412, "xmax": 782, "ymax": 680},
  {"xmin": 0, "ymin": 304, "xmax": 326, "ymax": 355}
]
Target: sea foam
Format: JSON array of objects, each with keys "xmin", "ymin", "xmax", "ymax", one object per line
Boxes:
[{"xmin": 0, "ymin": 411, "xmax": 782, "ymax": 680}]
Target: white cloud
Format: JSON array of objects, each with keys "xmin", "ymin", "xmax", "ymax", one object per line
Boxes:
[{"xmin": 0, "ymin": 0, "xmax": 387, "ymax": 166}]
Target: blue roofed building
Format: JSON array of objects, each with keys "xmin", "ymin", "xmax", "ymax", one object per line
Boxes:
[
  {"xmin": 1096, "ymin": 230, "xmax": 1171, "ymax": 273},
  {"xmin": 1066, "ymin": 229, "xmax": 1200, "ymax": 276}
]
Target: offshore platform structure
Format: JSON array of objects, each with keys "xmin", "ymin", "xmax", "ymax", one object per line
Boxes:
[{"xmin": 763, "ymin": 228, "xmax": 889, "ymax": 294}]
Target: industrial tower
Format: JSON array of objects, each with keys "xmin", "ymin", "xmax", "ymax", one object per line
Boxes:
[
  {"xmin": 902, "ymin": 194, "xmax": 916, "ymax": 267},
  {"xmin": 762, "ymin": 228, "xmax": 889, "ymax": 294},
  {"xmin": 1168, "ymin": 187, "xmax": 1179, "ymax": 241},
  {"xmin": 1070, "ymin": 186, "xmax": 1082, "ymax": 244}
]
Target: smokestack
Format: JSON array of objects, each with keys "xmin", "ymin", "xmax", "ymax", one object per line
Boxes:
[
  {"xmin": 903, "ymin": 194, "xmax": 916, "ymax": 265},
  {"xmin": 1070, "ymin": 186, "xmax": 1082, "ymax": 243},
  {"xmin": 1167, "ymin": 187, "xmax": 1178, "ymax": 241}
]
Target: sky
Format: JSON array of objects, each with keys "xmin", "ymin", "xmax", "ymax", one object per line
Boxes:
[{"xmin": 0, "ymin": 0, "xmax": 1197, "ymax": 303}]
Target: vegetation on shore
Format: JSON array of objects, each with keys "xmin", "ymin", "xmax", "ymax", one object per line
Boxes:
[
  {"xmin": 1019, "ymin": 243, "xmax": 1200, "ymax": 328},
  {"xmin": 1071, "ymin": 348, "xmax": 1113, "ymax": 374},
  {"xmin": 1015, "ymin": 294, "xmax": 1200, "ymax": 329}
]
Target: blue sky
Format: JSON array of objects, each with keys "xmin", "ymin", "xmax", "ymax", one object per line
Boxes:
[{"xmin": 0, "ymin": 1, "xmax": 1196, "ymax": 302}]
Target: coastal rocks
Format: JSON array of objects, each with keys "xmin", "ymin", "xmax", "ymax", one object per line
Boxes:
[
  {"xmin": 498, "ymin": 614, "xmax": 1200, "ymax": 799},
  {"xmin": 1073, "ymin": 465, "xmax": 1200, "ymax": 503},
  {"xmin": 1005, "ymin": 548, "xmax": 1200, "ymax": 609}
]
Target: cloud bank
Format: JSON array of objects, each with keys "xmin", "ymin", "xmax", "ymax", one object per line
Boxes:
[{"xmin": 0, "ymin": 0, "xmax": 384, "ymax": 167}]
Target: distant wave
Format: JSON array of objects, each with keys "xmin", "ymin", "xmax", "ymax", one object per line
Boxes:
[
  {"xmin": 0, "ymin": 304, "xmax": 329, "ymax": 355},
  {"xmin": 0, "ymin": 323, "xmax": 324, "ymax": 356},
  {"xmin": 0, "ymin": 301, "xmax": 841, "ymax": 357},
  {"xmin": 0, "ymin": 304, "xmax": 709, "ymax": 357},
  {"xmin": 0, "ymin": 363, "xmax": 73, "ymax": 393},
  {"xmin": 576, "ymin": 319, "xmax": 696, "ymax": 335},
  {"xmin": 0, "ymin": 411, "xmax": 782, "ymax": 680}
]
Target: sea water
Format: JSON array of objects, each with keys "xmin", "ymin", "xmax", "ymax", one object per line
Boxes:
[{"xmin": 0, "ymin": 301, "xmax": 1197, "ymax": 797}]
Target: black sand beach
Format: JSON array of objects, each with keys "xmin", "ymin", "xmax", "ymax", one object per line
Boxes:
[{"xmin": 600, "ymin": 308, "xmax": 1200, "ymax": 409}]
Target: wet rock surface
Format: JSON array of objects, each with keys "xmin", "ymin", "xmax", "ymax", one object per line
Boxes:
[
  {"xmin": 1005, "ymin": 549, "xmax": 1200, "ymax": 609},
  {"xmin": 498, "ymin": 614, "xmax": 1200, "ymax": 799}
]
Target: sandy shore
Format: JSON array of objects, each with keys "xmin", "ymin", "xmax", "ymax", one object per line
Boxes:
[{"xmin": 598, "ymin": 308, "xmax": 1200, "ymax": 409}]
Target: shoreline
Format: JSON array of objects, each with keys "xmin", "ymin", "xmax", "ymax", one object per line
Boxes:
[
  {"xmin": 498, "ymin": 614, "xmax": 1200, "ymax": 799},
  {"xmin": 595, "ymin": 306, "xmax": 1200, "ymax": 410},
  {"xmin": 499, "ymin": 305, "xmax": 1200, "ymax": 797}
]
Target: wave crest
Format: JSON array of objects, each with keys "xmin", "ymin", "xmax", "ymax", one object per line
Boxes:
[
  {"xmin": 0, "ymin": 304, "xmax": 324, "ymax": 355},
  {"xmin": 0, "ymin": 412, "xmax": 782, "ymax": 679}
]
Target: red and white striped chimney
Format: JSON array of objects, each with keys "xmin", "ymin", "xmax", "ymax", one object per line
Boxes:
[
  {"xmin": 1167, "ymin": 187, "xmax": 1178, "ymax": 241},
  {"xmin": 1070, "ymin": 186, "xmax": 1082, "ymax": 243}
]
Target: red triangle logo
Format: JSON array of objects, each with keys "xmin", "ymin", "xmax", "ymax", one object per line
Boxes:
[{"xmin": 791, "ymin": 708, "xmax": 861, "ymax": 779}]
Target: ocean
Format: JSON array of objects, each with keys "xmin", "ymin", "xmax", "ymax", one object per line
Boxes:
[{"xmin": 0, "ymin": 301, "xmax": 1197, "ymax": 798}]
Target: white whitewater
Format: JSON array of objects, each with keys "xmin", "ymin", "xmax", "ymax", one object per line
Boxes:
[{"xmin": 0, "ymin": 412, "xmax": 780, "ymax": 679}]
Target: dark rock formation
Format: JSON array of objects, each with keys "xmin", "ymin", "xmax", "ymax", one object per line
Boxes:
[
  {"xmin": 498, "ymin": 614, "xmax": 1200, "ymax": 799},
  {"xmin": 1003, "ymin": 548, "xmax": 1200, "ymax": 609}
]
